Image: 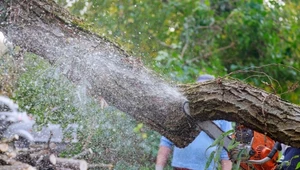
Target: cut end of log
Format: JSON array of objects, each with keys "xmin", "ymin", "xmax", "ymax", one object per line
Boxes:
[
  {"xmin": 0, "ymin": 143, "xmax": 9, "ymax": 152},
  {"xmin": 79, "ymin": 160, "xmax": 88, "ymax": 170},
  {"xmin": 49, "ymin": 154, "xmax": 57, "ymax": 165}
]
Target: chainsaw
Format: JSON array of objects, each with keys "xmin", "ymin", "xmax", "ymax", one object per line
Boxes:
[{"xmin": 183, "ymin": 102, "xmax": 281, "ymax": 170}]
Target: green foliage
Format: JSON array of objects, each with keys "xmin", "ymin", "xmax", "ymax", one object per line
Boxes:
[
  {"xmin": 205, "ymin": 150, "xmax": 216, "ymax": 170},
  {"xmin": 217, "ymin": 0, "xmax": 300, "ymax": 102},
  {"xmin": 13, "ymin": 54, "xmax": 80, "ymax": 126},
  {"xmin": 296, "ymin": 160, "xmax": 300, "ymax": 169},
  {"xmin": 57, "ymin": 0, "xmax": 300, "ymax": 105}
]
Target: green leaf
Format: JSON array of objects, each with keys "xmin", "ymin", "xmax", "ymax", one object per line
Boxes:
[
  {"xmin": 205, "ymin": 150, "xmax": 215, "ymax": 170},
  {"xmin": 296, "ymin": 162, "xmax": 300, "ymax": 169}
]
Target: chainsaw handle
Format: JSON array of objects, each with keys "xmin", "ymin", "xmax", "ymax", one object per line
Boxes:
[
  {"xmin": 247, "ymin": 141, "xmax": 281, "ymax": 164},
  {"xmin": 267, "ymin": 142, "xmax": 282, "ymax": 158}
]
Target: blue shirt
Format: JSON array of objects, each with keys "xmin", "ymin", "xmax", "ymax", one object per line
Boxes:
[{"xmin": 160, "ymin": 120, "xmax": 232, "ymax": 170}]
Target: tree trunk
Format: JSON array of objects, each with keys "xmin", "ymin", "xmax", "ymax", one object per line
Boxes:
[{"xmin": 1, "ymin": 0, "xmax": 300, "ymax": 148}]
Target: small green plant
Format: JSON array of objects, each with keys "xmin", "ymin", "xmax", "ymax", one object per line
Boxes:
[{"xmin": 205, "ymin": 129, "xmax": 234, "ymax": 170}]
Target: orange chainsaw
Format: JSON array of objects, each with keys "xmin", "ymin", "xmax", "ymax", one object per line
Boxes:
[{"xmin": 196, "ymin": 121, "xmax": 281, "ymax": 170}]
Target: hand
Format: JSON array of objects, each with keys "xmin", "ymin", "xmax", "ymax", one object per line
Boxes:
[{"xmin": 229, "ymin": 144, "xmax": 251, "ymax": 162}]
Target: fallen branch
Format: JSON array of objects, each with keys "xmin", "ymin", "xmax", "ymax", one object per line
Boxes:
[
  {"xmin": 0, "ymin": 133, "xmax": 87, "ymax": 170},
  {"xmin": 72, "ymin": 148, "xmax": 93, "ymax": 159},
  {"xmin": 56, "ymin": 157, "xmax": 88, "ymax": 170},
  {"xmin": 0, "ymin": 154, "xmax": 34, "ymax": 169}
]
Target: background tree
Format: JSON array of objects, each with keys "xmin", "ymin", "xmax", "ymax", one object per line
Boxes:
[{"xmin": 59, "ymin": 0, "xmax": 300, "ymax": 102}]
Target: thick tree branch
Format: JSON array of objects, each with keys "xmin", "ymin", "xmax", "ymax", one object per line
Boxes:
[{"xmin": 178, "ymin": 79, "xmax": 300, "ymax": 147}]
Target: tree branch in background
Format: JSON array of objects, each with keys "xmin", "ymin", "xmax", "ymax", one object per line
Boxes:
[{"xmin": 190, "ymin": 42, "xmax": 235, "ymax": 62}]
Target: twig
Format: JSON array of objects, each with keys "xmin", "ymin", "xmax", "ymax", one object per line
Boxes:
[
  {"xmin": 226, "ymin": 69, "xmax": 282, "ymax": 93},
  {"xmin": 190, "ymin": 42, "xmax": 235, "ymax": 62},
  {"xmin": 47, "ymin": 131, "xmax": 53, "ymax": 149},
  {"xmin": 72, "ymin": 148, "xmax": 93, "ymax": 159},
  {"xmin": 180, "ymin": 40, "xmax": 189, "ymax": 59}
]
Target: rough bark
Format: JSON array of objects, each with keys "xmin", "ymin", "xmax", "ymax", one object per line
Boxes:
[
  {"xmin": 1, "ymin": 0, "xmax": 300, "ymax": 148},
  {"xmin": 178, "ymin": 79, "xmax": 300, "ymax": 147}
]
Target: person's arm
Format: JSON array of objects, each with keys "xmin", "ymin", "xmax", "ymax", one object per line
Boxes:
[
  {"xmin": 156, "ymin": 145, "xmax": 171, "ymax": 170},
  {"xmin": 221, "ymin": 159, "xmax": 232, "ymax": 170},
  {"xmin": 219, "ymin": 120, "xmax": 233, "ymax": 170}
]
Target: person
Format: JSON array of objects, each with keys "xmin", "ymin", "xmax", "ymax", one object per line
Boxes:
[
  {"xmin": 278, "ymin": 145, "xmax": 300, "ymax": 170},
  {"xmin": 155, "ymin": 74, "xmax": 233, "ymax": 170}
]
